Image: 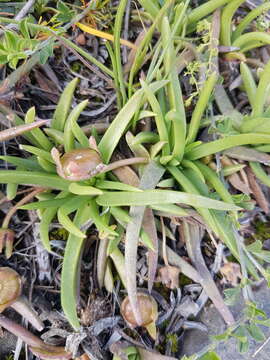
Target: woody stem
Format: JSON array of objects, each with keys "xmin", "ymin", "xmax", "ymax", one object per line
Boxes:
[{"xmin": 2, "ymin": 187, "xmax": 45, "ymax": 228}]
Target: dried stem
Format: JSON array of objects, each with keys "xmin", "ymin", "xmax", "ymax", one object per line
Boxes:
[
  {"xmin": 100, "ymin": 157, "xmax": 148, "ymax": 175},
  {"xmin": 2, "ymin": 187, "xmax": 45, "ymax": 228},
  {"xmin": 11, "ymin": 296, "xmax": 44, "ymax": 331}
]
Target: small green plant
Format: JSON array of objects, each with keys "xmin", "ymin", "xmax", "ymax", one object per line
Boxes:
[
  {"xmin": 5, "ymin": 355, "xmax": 14, "ymax": 360},
  {"xmin": 0, "ymin": 28, "xmax": 39, "ymax": 69}
]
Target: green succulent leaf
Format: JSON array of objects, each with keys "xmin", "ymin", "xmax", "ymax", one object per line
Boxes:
[
  {"xmin": 0, "ymin": 171, "xmax": 70, "ymax": 191},
  {"xmin": 97, "ymin": 189, "xmax": 241, "ymax": 210},
  {"xmin": 199, "ymin": 351, "xmax": 221, "ymax": 360},
  {"xmin": 61, "ymin": 203, "xmax": 90, "ymax": 330},
  {"xmin": 98, "ymin": 80, "xmax": 168, "ymax": 163}
]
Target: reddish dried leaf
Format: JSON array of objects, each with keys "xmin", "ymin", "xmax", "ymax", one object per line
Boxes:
[{"xmin": 34, "ymin": 69, "xmax": 59, "ymax": 103}]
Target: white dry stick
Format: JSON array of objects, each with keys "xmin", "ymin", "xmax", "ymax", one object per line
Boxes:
[
  {"xmin": 32, "ymin": 222, "xmax": 52, "ymax": 282},
  {"xmin": 252, "ymin": 335, "xmax": 270, "ymax": 358}
]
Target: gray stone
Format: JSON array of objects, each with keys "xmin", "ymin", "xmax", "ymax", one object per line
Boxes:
[{"xmin": 182, "ymin": 284, "xmax": 270, "ymax": 359}]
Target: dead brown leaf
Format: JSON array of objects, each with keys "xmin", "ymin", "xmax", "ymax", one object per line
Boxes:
[
  {"xmin": 112, "ymin": 153, "xmax": 140, "ymax": 187},
  {"xmin": 224, "ymin": 146, "xmax": 270, "ymax": 165},
  {"xmin": 221, "ymin": 156, "xmax": 251, "ymax": 193},
  {"xmin": 34, "ymin": 69, "xmax": 59, "ymax": 103},
  {"xmin": 227, "ymin": 173, "xmax": 251, "ymax": 194},
  {"xmin": 220, "ymin": 262, "xmax": 242, "ymax": 287},
  {"xmin": 246, "ymin": 166, "xmax": 269, "ymax": 213},
  {"xmin": 156, "ymin": 265, "xmax": 181, "ymax": 289},
  {"xmin": 142, "ymin": 208, "xmax": 158, "ymax": 293}
]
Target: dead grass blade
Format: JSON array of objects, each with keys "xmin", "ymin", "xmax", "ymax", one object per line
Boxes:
[
  {"xmin": 142, "ymin": 208, "xmax": 158, "ymax": 293},
  {"xmin": 246, "ymin": 166, "xmax": 269, "ymax": 213},
  {"xmin": 125, "ymin": 161, "xmax": 164, "ymax": 325},
  {"xmin": 183, "ymin": 222, "xmax": 235, "ymax": 326}
]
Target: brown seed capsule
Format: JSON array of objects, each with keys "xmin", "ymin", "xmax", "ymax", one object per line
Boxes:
[
  {"xmin": 0, "ymin": 267, "xmax": 22, "ymax": 312},
  {"xmin": 53, "ymin": 148, "xmax": 103, "ymax": 181},
  {"xmin": 121, "ymin": 293, "xmax": 158, "ymax": 327},
  {"xmin": 0, "ymin": 267, "xmax": 44, "ymax": 331}
]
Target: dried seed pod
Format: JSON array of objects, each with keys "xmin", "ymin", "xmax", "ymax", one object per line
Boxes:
[
  {"xmin": 0, "ymin": 267, "xmax": 44, "ymax": 331},
  {"xmin": 51, "ymin": 147, "xmax": 103, "ymax": 181},
  {"xmin": 121, "ymin": 293, "xmax": 158, "ymax": 327},
  {"xmin": 0, "ymin": 267, "xmax": 21, "ymax": 312}
]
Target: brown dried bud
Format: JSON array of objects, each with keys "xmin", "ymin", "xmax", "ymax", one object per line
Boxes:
[
  {"xmin": 75, "ymin": 33, "xmax": 86, "ymax": 46},
  {"xmin": 121, "ymin": 293, "xmax": 158, "ymax": 327},
  {"xmin": 0, "ymin": 228, "xmax": 15, "ymax": 259},
  {"xmin": 52, "ymin": 147, "xmax": 103, "ymax": 181},
  {"xmin": 157, "ymin": 265, "xmax": 181, "ymax": 289},
  {"xmin": 0, "ymin": 267, "xmax": 21, "ymax": 312}
]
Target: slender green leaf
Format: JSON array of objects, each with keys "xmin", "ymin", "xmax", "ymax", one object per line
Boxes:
[
  {"xmin": 20, "ymin": 196, "xmax": 73, "ymax": 210},
  {"xmin": 64, "ymin": 100, "xmax": 88, "ymax": 152},
  {"xmin": 240, "ymin": 62, "xmax": 257, "ymax": 110},
  {"xmin": 220, "ymin": 0, "xmax": 246, "ymax": 46},
  {"xmin": 97, "ymin": 189, "xmax": 240, "ymax": 210},
  {"xmin": 68, "ymin": 183, "xmax": 103, "ymax": 195},
  {"xmin": 233, "ymin": 2, "xmax": 270, "ymax": 40},
  {"xmin": 0, "ymin": 171, "xmax": 70, "ymax": 191},
  {"xmin": 98, "ymin": 80, "xmax": 168, "ymax": 163},
  {"xmin": 61, "ymin": 204, "xmax": 89, "ymax": 329},
  {"xmin": 151, "ymin": 204, "xmax": 188, "ymax": 216},
  {"xmin": 20, "ymin": 145, "xmax": 53, "ymax": 163},
  {"xmin": 51, "ymin": 78, "xmax": 78, "ymax": 131},
  {"xmin": 96, "ymin": 180, "xmax": 141, "ymax": 192},
  {"xmin": 24, "ymin": 107, "xmax": 52, "ymax": 151},
  {"xmin": 39, "ymin": 191, "xmax": 68, "ymax": 251},
  {"xmin": 199, "ymin": 351, "xmax": 221, "ymax": 360},
  {"xmin": 0, "ymin": 155, "xmax": 42, "ymax": 171},
  {"xmin": 186, "ymin": 72, "xmax": 217, "ymax": 144},
  {"xmin": 37, "ymin": 157, "xmax": 56, "ymax": 172},
  {"xmin": 58, "ymin": 207, "xmax": 86, "ymax": 238},
  {"xmin": 250, "ymin": 162, "xmax": 270, "ymax": 188},
  {"xmin": 88, "ymin": 200, "xmax": 118, "ymax": 236},
  {"xmin": 185, "ymin": 134, "xmax": 270, "ymax": 160},
  {"xmin": 252, "ymin": 59, "xmax": 270, "ymax": 117}
]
